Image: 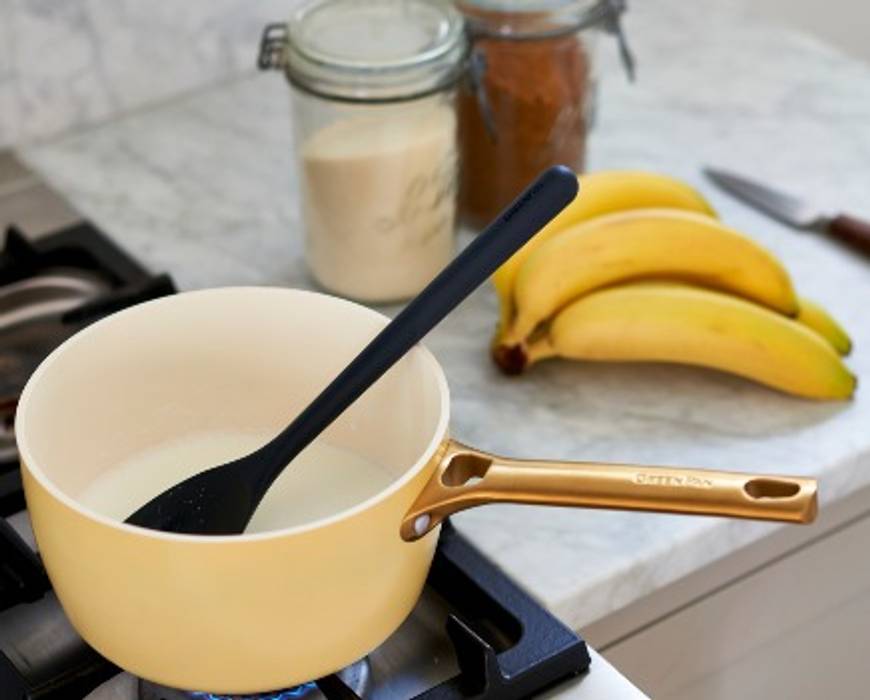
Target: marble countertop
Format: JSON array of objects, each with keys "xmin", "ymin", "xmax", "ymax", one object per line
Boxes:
[{"xmin": 17, "ymin": 0, "xmax": 870, "ymax": 638}]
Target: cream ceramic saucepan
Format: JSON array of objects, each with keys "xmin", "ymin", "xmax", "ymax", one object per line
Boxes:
[{"xmin": 17, "ymin": 287, "xmax": 817, "ymax": 693}]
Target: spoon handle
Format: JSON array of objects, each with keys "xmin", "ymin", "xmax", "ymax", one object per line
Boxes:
[{"xmin": 257, "ymin": 166, "xmax": 579, "ymax": 489}]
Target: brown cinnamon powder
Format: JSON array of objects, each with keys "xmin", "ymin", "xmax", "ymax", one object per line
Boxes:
[{"xmin": 458, "ymin": 29, "xmax": 590, "ymax": 228}]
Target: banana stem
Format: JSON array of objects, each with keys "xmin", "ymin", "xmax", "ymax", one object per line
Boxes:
[
  {"xmin": 492, "ymin": 343, "xmax": 527, "ymax": 375},
  {"xmin": 499, "ymin": 318, "xmax": 534, "ymax": 348},
  {"xmin": 497, "ymin": 297, "xmax": 514, "ymax": 339},
  {"xmin": 525, "ymin": 338, "xmax": 558, "ymax": 365},
  {"xmin": 491, "ymin": 338, "xmax": 556, "ymax": 375}
]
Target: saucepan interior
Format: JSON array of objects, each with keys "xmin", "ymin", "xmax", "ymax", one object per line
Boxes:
[{"xmin": 17, "ymin": 286, "xmax": 450, "ymax": 692}]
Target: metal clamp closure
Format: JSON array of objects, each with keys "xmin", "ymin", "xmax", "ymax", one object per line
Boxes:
[
  {"xmin": 257, "ymin": 23, "xmax": 288, "ymax": 71},
  {"xmin": 601, "ymin": 0, "xmax": 636, "ymax": 81}
]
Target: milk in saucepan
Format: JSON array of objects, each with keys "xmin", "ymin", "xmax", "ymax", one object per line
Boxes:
[{"xmin": 78, "ymin": 433, "xmax": 394, "ymax": 533}]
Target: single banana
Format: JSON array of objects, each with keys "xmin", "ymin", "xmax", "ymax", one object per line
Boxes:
[
  {"xmin": 796, "ymin": 296, "xmax": 852, "ymax": 356},
  {"xmin": 492, "ymin": 171, "xmax": 717, "ymax": 335},
  {"xmin": 511, "ymin": 283, "xmax": 855, "ymax": 400},
  {"xmin": 502, "ymin": 209, "xmax": 798, "ymax": 347}
]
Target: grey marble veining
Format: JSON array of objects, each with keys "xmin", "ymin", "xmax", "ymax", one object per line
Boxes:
[
  {"xmin": 17, "ymin": 0, "xmax": 870, "ymax": 632},
  {"xmin": 0, "ymin": 0, "xmax": 297, "ymax": 148}
]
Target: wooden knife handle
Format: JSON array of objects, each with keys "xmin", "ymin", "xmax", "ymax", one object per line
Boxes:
[{"xmin": 828, "ymin": 214, "xmax": 870, "ymax": 257}]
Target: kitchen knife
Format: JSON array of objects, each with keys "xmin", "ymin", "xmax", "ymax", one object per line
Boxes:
[{"xmin": 704, "ymin": 167, "xmax": 870, "ymax": 258}]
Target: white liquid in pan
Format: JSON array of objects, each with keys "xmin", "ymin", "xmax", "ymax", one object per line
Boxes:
[{"xmin": 78, "ymin": 432, "xmax": 395, "ymax": 533}]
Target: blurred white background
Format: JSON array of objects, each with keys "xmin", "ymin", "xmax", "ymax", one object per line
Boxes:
[
  {"xmin": 0, "ymin": 0, "xmax": 867, "ymax": 148},
  {"xmin": 742, "ymin": 0, "xmax": 870, "ymax": 61}
]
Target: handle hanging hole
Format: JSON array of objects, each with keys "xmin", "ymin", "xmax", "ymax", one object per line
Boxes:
[
  {"xmin": 744, "ymin": 479, "xmax": 801, "ymax": 499},
  {"xmin": 442, "ymin": 453, "xmax": 492, "ymax": 487}
]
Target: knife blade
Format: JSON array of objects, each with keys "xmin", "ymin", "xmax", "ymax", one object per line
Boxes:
[{"xmin": 704, "ymin": 167, "xmax": 870, "ymax": 258}]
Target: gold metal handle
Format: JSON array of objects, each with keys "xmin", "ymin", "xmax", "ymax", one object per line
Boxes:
[{"xmin": 400, "ymin": 440, "xmax": 818, "ymax": 541}]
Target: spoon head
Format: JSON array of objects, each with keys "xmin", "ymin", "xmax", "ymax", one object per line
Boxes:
[{"xmin": 124, "ymin": 460, "xmax": 256, "ymax": 535}]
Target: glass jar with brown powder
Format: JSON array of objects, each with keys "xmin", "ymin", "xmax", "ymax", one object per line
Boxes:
[{"xmin": 456, "ymin": 0, "xmax": 633, "ymax": 228}]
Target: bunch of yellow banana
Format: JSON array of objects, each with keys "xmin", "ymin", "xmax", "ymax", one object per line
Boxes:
[{"xmin": 491, "ymin": 170, "xmax": 856, "ymax": 400}]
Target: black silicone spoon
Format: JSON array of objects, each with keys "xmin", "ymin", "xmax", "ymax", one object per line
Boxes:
[{"xmin": 125, "ymin": 166, "xmax": 579, "ymax": 534}]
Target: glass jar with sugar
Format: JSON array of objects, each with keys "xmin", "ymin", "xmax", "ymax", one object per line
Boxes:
[{"xmin": 259, "ymin": 0, "xmax": 466, "ymax": 303}]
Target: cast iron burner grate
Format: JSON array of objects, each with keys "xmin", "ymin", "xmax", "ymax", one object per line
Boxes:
[
  {"xmin": 139, "ymin": 659, "xmax": 371, "ymax": 700},
  {"xmin": 0, "ymin": 222, "xmax": 176, "ymax": 516}
]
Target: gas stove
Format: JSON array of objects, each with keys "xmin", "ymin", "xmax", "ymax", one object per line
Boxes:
[{"xmin": 0, "ymin": 159, "xmax": 591, "ymax": 698}]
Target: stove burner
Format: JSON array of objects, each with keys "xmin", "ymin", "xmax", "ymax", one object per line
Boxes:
[
  {"xmin": 137, "ymin": 659, "xmax": 371, "ymax": 700},
  {"xmin": 0, "ymin": 222, "xmax": 176, "ymax": 516}
]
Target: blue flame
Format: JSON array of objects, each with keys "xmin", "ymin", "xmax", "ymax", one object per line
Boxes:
[{"xmin": 188, "ymin": 682, "xmax": 318, "ymax": 700}]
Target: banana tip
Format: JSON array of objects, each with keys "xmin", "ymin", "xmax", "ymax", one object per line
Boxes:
[{"xmin": 492, "ymin": 343, "xmax": 528, "ymax": 375}]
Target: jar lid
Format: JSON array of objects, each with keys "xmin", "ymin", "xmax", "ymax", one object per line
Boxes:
[
  {"xmin": 458, "ymin": 0, "xmax": 596, "ymax": 11},
  {"xmin": 281, "ymin": 0, "xmax": 467, "ymax": 102},
  {"xmin": 457, "ymin": 0, "xmax": 623, "ymax": 37}
]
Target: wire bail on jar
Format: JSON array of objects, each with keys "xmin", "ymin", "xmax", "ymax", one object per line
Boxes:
[
  {"xmin": 600, "ymin": 0, "xmax": 636, "ymax": 80},
  {"xmin": 257, "ymin": 23, "xmax": 289, "ymax": 71}
]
